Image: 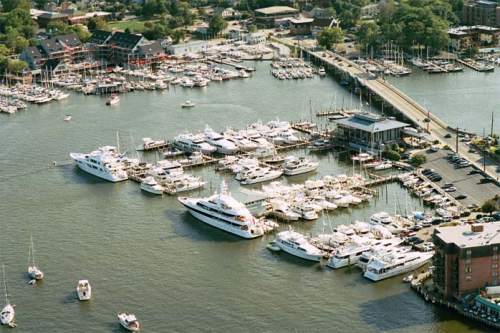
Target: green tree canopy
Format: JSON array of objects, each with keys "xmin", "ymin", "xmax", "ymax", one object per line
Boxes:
[
  {"xmin": 481, "ymin": 199, "xmax": 497, "ymax": 215},
  {"xmin": 357, "ymin": 22, "xmax": 382, "ymax": 52},
  {"xmin": 1, "ymin": 0, "xmax": 30, "ymax": 12},
  {"xmin": 209, "ymin": 15, "xmax": 227, "ymax": 35},
  {"xmin": 409, "ymin": 153, "xmax": 427, "ymax": 167},
  {"xmin": 6, "ymin": 58, "xmax": 27, "ymax": 73},
  {"xmin": 87, "ymin": 17, "xmax": 109, "ymax": 31},
  {"xmin": 317, "ymin": 27, "xmax": 344, "ymax": 50}
]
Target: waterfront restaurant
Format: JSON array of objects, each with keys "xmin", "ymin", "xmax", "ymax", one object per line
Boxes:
[
  {"xmin": 254, "ymin": 6, "xmax": 299, "ymax": 27},
  {"xmin": 433, "ymin": 223, "xmax": 500, "ymax": 300},
  {"xmin": 333, "ymin": 112, "xmax": 408, "ymax": 152}
]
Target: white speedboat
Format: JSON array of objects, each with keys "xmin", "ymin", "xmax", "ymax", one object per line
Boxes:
[
  {"xmin": 291, "ymin": 203, "xmax": 319, "ymax": 220},
  {"xmin": 106, "ymin": 94, "xmax": 120, "ymax": 105},
  {"xmin": 181, "ymin": 100, "xmax": 195, "ymax": 108},
  {"xmin": 1, "ymin": 265, "xmax": 15, "ymax": 327},
  {"xmin": 283, "ymin": 156, "xmax": 319, "ymax": 176},
  {"xmin": 351, "ymin": 153, "xmax": 373, "ymax": 163},
  {"xmin": 318, "ymin": 66, "xmax": 326, "ymax": 76},
  {"xmin": 374, "ymin": 162, "xmax": 392, "ymax": 170},
  {"xmin": 204, "ymin": 126, "xmax": 239, "ymax": 154},
  {"xmin": 28, "ymin": 236, "xmax": 44, "ymax": 281},
  {"xmin": 173, "ymin": 134, "xmax": 216, "ymax": 154},
  {"xmin": 139, "ymin": 137, "xmax": 166, "ymax": 151},
  {"xmin": 266, "ymin": 200, "xmax": 301, "ymax": 221},
  {"xmin": 178, "ymin": 181, "xmax": 275, "ymax": 238},
  {"xmin": 64, "ymin": 115, "xmax": 72, "ymax": 122},
  {"xmin": 76, "ymin": 280, "xmax": 92, "ymax": 301},
  {"xmin": 70, "ymin": 146, "xmax": 128, "ymax": 182},
  {"xmin": 275, "ymin": 230, "xmax": 323, "ymax": 261},
  {"xmin": 118, "ymin": 313, "xmax": 140, "ymax": 332},
  {"xmin": 140, "ymin": 176, "xmax": 164, "ymax": 195},
  {"xmin": 163, "ymin": 175, "xmax": 205, "ymax": 194},
  {"xmin": 364, "ymin": 251, "xmax": 434, "ymax": 281},
  {"xmin": 240, "ymin": 168, "xmax": 283, "ymax": 185}
]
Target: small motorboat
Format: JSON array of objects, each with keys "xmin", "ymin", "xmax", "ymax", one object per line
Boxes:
[
  {"xmin": 266, "ymin": 240, "xmax": 281, "ymax": 252},
  {"xmin": 181, "ymin": 100, "xmax": 195, "ymax": 108},
  {"xmin": 64, "ymin": 115, "xmax": 72, "ymax": 122},
  {"xmin": 162, "ymin": 148, "xmax": 184, "ymax": 158},
  {"xmin": 118, "ymin": 312, "xmax": 140, "ymax": 331},
  {"xmin": 0, "ymin": 304, "xmax": 15, "ymax": 327},
  {"xmin": 76, "ymin": 280, "xmax": 92, "ymax": 301},
  {"xmin": 403, "ymin": 274, "xmax": 414, "ymax": 283},
  {"xmin": 106, "ymin": 94, "xmax": 120, "ymax": 106}
]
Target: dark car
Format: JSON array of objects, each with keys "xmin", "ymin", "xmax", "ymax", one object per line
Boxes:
[
  {"xmin": 479, "ymin": 177, "xmax": 494, "ymax": 184},
  {"xmin": 455, "ymin": 194, "xmax": 468, "ymax": 200},
  {"xmin": 442, "ymin": 183, "xmax": 454, "ymax": 188},
  {"xmin": 431, "ymin": 218, "xmax": 444, "ymax": 225},
  {"xmin": 444, "ymin": 133, "xmax": 452, "ymax": 138},
  {"xmin": 422, "ymin": 169, "xmax": 435, "ymax": 176},
  {"xmin": 468, "ymin": 169, "xmax": 481, "ymax": 175}
]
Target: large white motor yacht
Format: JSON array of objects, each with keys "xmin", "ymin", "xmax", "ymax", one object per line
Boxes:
[
  {"xmin": 178, "ymin": 181, "xmax": 275, "ymax": 238},
  {"xmin": 70, "ymin": 146, "xmax": 128, "ymax": 182},
  {"xmin": 357, "ymin": 244, "xmax": 411, "ymax": 271},
  {"xmin": 283, "ymin": 156, "xmax": 319, "ymax": 176},
  {"xmin": 239, "ymin": 168, "xmax": 283, "ymax": 185},
  {"xmin": 364, "ymin": 251, "xmax": 434, "ymax": 281},
  {"xmin": 275, "ymin": 230, "xmax": 324, "ymax": 261},
  {"xmin": 204, "ymin": 126, "xmax": 239, "ymax": 154},
  {"xmin": 173, "ymin": 133, "xmax": 217, "ymax": 154}
]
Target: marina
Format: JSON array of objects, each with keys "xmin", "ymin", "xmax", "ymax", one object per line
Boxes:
[{"xmin": 0, "ymin": 54, "xmax": 498, "ymax": 333}]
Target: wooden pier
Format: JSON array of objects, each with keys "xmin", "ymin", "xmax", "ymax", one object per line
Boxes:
[{"xmin": 456, "ymin": 59, "xmax": 495, "ymax": 72}]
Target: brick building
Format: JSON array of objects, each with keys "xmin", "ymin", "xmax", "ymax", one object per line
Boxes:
[
  {"xmin": 463, "ymin": 0, "xmax": 500, "ymax": 27},
  {"xmin": 433, "ymin": 223, "xmax": 500, "ymax": 300}
]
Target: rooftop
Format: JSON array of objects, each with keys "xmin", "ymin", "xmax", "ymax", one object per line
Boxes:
[
  {"xmin": 55, "ymin": 33, "xmax": 82, "ymax": 48},
  {"xmin": 435, "ymin": 222, "xmax": 500, "ymax": 248},
  {"xmin": 289, "ymin": 17, "xmax": 314, "ymax": 24},
  {"xmin": 89, "ymin": 29, "xmax": 113, "ymax": 45},
  {"xmin": 106, "ymin": 31, "xmax": 143, "ymax": 50},
  {"xmin": 255, "ymin": 6, "xmax": 299, "ymax": 16},
  {"xmin": 39, "ymin": 38, "xmax": 64, "ymax": 54},
  {"xmin": 334, "ymin": 112, "xmax": 408, "ymax": 133}
]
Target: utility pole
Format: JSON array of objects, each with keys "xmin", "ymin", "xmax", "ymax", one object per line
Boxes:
[
  {"xmin": 456, "ymin": 126, "xmax": 459, "ymax": 154},
  {"xmin": 483, "ymin": 128, "xmax": 486, "ymax": 173},
  {"xmin": 491, "ymin": 111, "xmax": 495, "ymax": 138}
]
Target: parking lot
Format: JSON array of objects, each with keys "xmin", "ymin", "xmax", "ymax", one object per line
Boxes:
[{"xmin": 420, "ymin": 149, "xmax": 499, "ymax": 207}]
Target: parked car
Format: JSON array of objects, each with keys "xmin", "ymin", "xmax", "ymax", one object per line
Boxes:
[
  {"xmin": 479, "ymin": 177, "xmax": 494, "ymax": 184},
  {"xmin": 444, "ymin": 133, "xmax": 452, "ymax": 138},
  {"xmin": 468, "ymin": 169, "xmax": 480, "ymax": 175},
  {"xmin": 455, "ymin": 194, "xmax": 468, "ymax": 200}
]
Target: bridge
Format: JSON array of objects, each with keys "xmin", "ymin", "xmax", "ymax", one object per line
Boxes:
[{"xmin": 301, "ymin": 48, "xmax": 499, "ymax": 183}]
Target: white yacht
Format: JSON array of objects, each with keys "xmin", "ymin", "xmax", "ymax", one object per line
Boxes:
[
  {"xmin": 239, "ymin": 168, "xmax": 283, "ymax": 185},
  {"xmin": 351, "ymin": 153, "xmax": 373, "ymax": 163},
  {"xmin": 178, "ymin": 182, "xmax": 275, "ymax": 238},
  {"xmin": 275, "ymin": 230, "xmax": 323, "ymax": 261},
  {"xmin": 28, "ymin": 236, "xmax": 44, "ymax": 281},
  {"xmin": 291, "ymin": 203, "xmax": 319, "ymax": 220},
  {"xmin": 370, "ymin": 212, "xmax": 404, "ymax": 234},
  {"xmin": 163, "ymin": 175, "xmax": 205, "ymax": 194},
  {"xmin": 364, "ymin": 251, "xmax": 434, "ymax": 281},
  {"xmin": 357, "ymin": 244, "xmax": 410, "ymax": 271},
  {"xmin": 76, "ymin": 280, "xmax": 92, "ymax": 301},
  {"xmin": 70, "ymin": 146, "xmax": 128, "ymax": 182},
  {"xmin": 283, "ymin": 156, "xmax": 319, "ymax": 176},
  {"xmin": 106, "ymin": 94, "xmax": 120, "ymax": 105},
  {"xmin": 266, "ymin": 200, "xmax": 301, "ymax": 221},
  {"xmin": 117, "ymin": 313, "xmax": 140, "ymax": 332},
  {"xmin": 139, "ymin": 137, "xmax": 166, "ymax": 151},
  {"xmin": 1, "ymin": 265, "xmax": 15, "ymax": 327},
  {"xmin": 328, "ymin": 237, "xmax": 403, "ymax": 269},
  {"xmin": 140, "ymin": 176, "xmax": 164, "ymax": 195},
  {"xmin": 204, "ymin": 126, "xmax": 239, "ymax": 154},
  {"xmin": 173, "ymin": 134, "xmax": 216, "ymax": 154}
]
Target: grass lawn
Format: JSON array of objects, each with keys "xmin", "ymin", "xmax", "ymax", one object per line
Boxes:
[{"xmin": 108, "ymin": 19, "xmax": 158, "ymax": 33}]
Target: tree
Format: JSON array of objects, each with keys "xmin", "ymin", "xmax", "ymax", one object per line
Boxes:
[
  {"xmin": 409, "ymin": 153, "xmax": 427, "ymax": 167},
  {"xmin": 248, "ymin": 24, "xmax": 258, "ymax": 33},
  {"xmin": 317, "ymin": 27, "xmax": 344, "ymax": 50},
  {"xmin": 6, "ymin": 59, "xmax": 27, "ymax": 73},
  {"xmin": 69, "ymin": 24, "xmax": 91, "ymax": 43},
  {"xmin": 382, "ymin": 149, "xmax": 401, "ymax": 161},
  {"xmin": 172, "ymin": 29, "xmax": 185, "ymax": 44},
  {"xmin": 357, "ymin": 22, "xmax": 381, "ymax": 52},
  {"xmin": 481, "ymin": 199, "xmax": 497, "ymax": 216},
  {"xmin": 87, "ymin": 17, "xmax": 109, "ymax": 31},
  {"xmin": 1, "ymin": 0, "xmax": 30, "ymax": 12},
  {"xmin": 33, "ymin": 0, "xmax": 48, "ymax": 9},
  {"xmin": 0, "ymin": 44, "xmax": 10, "ymax": 57},
  {"xmin": 209, "ymin": 15, "xmax": 227, "ymax": 36}
]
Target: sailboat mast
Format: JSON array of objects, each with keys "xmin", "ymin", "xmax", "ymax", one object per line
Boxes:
[
  {"xmin": 31, "ymin": 235, "xmax": 36, "ymax": 266},
  {"xmin": 2, "ymin": 264, "xmax": 8, "ymax": 304}
]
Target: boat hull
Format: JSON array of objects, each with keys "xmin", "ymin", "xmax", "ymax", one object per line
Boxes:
[
  {"xmin": 179, "ymin": 199, "xmax": 263, "ymax": 239},
  {"xmin": 70, "ymin": 154, "xmax": 128, "ymax": 182},
  {"xmin": 276, "ymin": 243, "xmax": 322, "ymax": 261},
  {"xmin": 364, "ymin": 254, "xmax": 433, "ymax": 281}
]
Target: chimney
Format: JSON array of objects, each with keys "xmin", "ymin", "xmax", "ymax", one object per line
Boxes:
[{"xmin": 471, "ymin": 224, "xmax": 484, "ymax": 233}]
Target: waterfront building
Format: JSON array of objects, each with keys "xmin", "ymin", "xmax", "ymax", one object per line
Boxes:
[
  {"xmin": 288, "ymin": 17, "xmax": 314, "ymax": 35},
  {"xmin": 67, "ymin": 11, "xmax": 111, "ymax": 25},
  {"xmin": 448, "ymin": 25, "xmax": 500, "ymax": 50},
  {"xmin": 463, "ymin": 0, "xmax": 500, "ymax": 27},
  {"xmin": 433, "ymin": 223, "xmax": 500, "ymax": 300},
  {"xmin": 36, "ymin": 11, "xmax": 69, "ymax": 28},
  {"xmin": 244, "ymin": 32, "xmax": 267, "ymax": 45},
  {"xmin": 332, "ymin": 112, "xmax": 408, "ymax": 153},
  {"xmin": 254, "ymin": 6, "xmax": 299, "ymax": 27}
]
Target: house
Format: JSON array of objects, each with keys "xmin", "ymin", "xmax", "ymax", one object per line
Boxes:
[
  {"xmin": 333, "ymin": 112, "xmax": 408, "ymax": 153},
  {"xmin": 254, "ymin": 6, "xmax": 299, "ymax": 27},
  {"xmin": 448, "ymin": 25, "xmax": 500, "ymax": 51},
  {"xmin": 39, "ymin": 38, "xmax": 66, "ymax": 60},
  {"xmin": 448, "ymin": 28, "xmax": 473, "ymax": 50},
  {"xmin": 37, "ymin": 12, "xmax": 69, "ymax": 28},
  {"xmin": 20, "ymin": 46, "xmax": 46, "ymax": 70},
  {"xmin": 433, "ymin": 223, "xmax": 500, "ymax": 299},
  {"xmin": 136, "ymin": 41, "xmax": 165, "ymax": 59},
  {"xmin": 213, "ymin": 7, "xmax": 241, "ymax": 19},
  {"xmin": 55, "ymin": 33, "xmax": 85, "ymax": 63},
  {"xmin": 105, "ymin": 31, "xmax": 144, "ymax": 64},
  {"xmin": 68, "ymin": 11, "xmax": 111, "ymax": 25},
  {"xmin": 288, "ymin": 17, "xmax": 314, "ymax": 35},
  {"xmin": 360, "ymin": 3, "xmax": 380, "ymax": 19}
]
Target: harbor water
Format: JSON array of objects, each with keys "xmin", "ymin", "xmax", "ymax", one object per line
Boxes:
[{"xmin": 0, "ymin": 62, "xmax": 492, "ymax": 332}]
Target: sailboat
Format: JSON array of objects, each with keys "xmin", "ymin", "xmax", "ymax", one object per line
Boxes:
[
  {"xmin": 0, "ymin": 264, "xmax": 15, "ymax": 327},
  {"xmin": 28, "ymin": 235, "xmax": 44, "ymax": 281}
]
